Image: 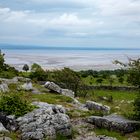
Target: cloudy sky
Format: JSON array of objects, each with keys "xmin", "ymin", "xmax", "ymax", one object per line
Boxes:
[{"xmin": 0, "ymin": 0, "xmax": 140, "ymax": 48}]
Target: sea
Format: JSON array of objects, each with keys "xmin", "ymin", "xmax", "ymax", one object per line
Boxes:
[{"xmin": 1, "ymin": 45, "xmax": 140, "ymax": 71}]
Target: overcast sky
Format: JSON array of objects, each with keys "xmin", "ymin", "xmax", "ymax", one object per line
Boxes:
[{"xmin": 0, "ymin": 0, "xmax": 140, "ymax": 48}]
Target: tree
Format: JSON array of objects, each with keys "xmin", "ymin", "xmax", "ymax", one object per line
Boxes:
[
  {"xmin": 108, "ymin": 75, "xmax": 116, "ymax": 86},
  {"xmin": 30, "ymin": 63, "xmax": 48, "ymax": 81},
  {"xmin": 114, "ymin": 58, "xmax": 140, "ymax": 120},
  {"xmin": 51, "ymin": 67, "xmax": 81, "ymax": 96},
  {"xmin": 0, "ymin": 50, "xmax": 5, "ymax": 71},
  {"xmin": 31, "ymin": 63, "xmax": 42, "ymax": 72},
  {"xmin": 23, "ymin": 64, "xmax": 29, "ymax": 72},
  {"xmin": 118, "ymin": 77, "xmax": 124, "ymax": 84},
  {"xmin": 0, "ymin": 50, "xmax": 18, "ymax": 78},
  {"xmin": 96, "ymin": 78, "xmax": 103, "ymax": 85}
]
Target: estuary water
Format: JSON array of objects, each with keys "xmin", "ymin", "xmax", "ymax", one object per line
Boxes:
[{"xmin": 1, "ymin": 47, "xmax": 140, "ymax": 71}]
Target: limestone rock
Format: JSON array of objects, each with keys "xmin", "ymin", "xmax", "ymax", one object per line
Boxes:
[
  {"xmin": 97, "ymin": 135, "xmax": 117, "ymax": 140},
  {"xmin": 72, "ymin": 118, "xmax": 117, "ymax": 140},
  {"xmin": 61, "ymin": 89, "xmax": 74, "ymax": 98},
  {"xmin": 87, "ymin": 114, "xmax": 140, "ymax": 134},
  {"xmin": 0, "ymin": 112, "xmax": 17, "ymax": 131},
  {"xmin": 85, "ymin": 101, "xmax": 110, "ymax": 113},
  {"xmin": 17, "ymin": 102, "xmax": 71, "ymax": 140},
  {"xmin": 32, "ymin": 88, "xmax": 41, "ymax": 94},
  {"xmin": 21, "ymin": 82, "xmax": 33, "ymax": 91},
  {"xmin": 75, "ymin": 135, "xmax": 117, "ymax": 140},
  {"xmin": 0, "ymin": 83, "xmax": 9, "ymax": 93},
  {"xmin": 44, "ymin": 81, "xmax": 75, "ymax": 98},
  {"xmin": 45, "ymin": 81, "xmax": 61, "ymax": 93},
  {"xmin": 14, "ymin": 77, "xmax": 30, "ymax": 82},
  {"xmin": 0, "ymin": 137, "xmax": 12, "ymax": 140},
  {"xmin": 0, "ymin": 122, "xmax": 9, "ymax": 133},
  {"xmin": 0, "ymin": 77, "xmax": 31, "ymax": 85},
  {"xmin": 0, "ymin": 78, "xmax": 17, "ymax": 85}
]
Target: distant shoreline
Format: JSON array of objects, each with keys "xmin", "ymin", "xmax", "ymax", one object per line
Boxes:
[{"xmin": 3, "ymin": 48, "xmax": 140, "ymax": 71}]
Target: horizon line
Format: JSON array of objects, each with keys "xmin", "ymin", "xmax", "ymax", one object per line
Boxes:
[{"xmin": 0, "ymin": 43, "xmax": 140, "ymax": 50}]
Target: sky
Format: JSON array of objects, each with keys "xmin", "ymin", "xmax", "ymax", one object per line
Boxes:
[{"xmin": 0, "ymin": 0, "xmax": 140, "ymax": 48}]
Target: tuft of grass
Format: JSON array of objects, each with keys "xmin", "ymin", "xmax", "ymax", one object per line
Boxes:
[
  {"xmin": 94, "ymin": 128, "xmax": 127, "ymax": 140},
  {"xmin": 95, "ymin": 128, "xmax": 140, "ymax": 140},
  {"xmin": 0, "ymin": 131, "xmax": 21, "ymax": 140},
  {"xmin": 8, "ymin": 83, "xmax": 18, "ymax": 91},
  {"xmin": 67, "ymin": 109, "xmax": 104, "ymax": 118},
  {"xmin": 31, "ymin": 93, "xmax": 73, "ymax": 105}
]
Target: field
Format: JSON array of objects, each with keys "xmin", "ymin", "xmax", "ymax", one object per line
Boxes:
[
  {"xmin": 82, "ymin": 75, "xmax": 129, "ymax": 86},
  {"xmin": 6, "ymin": 83, "xmax": 140, "ymax": 140}
]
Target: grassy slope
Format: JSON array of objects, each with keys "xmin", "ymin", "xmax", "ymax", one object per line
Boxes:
[
  {"xmin": 3, "ymin": 82, "xmax": 140, "ymax": 140},
  {"xmin": 79, "ymin": 90, "xmax": 137, "ymax": 116}
]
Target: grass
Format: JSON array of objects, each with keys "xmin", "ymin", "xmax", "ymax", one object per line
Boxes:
[
  {"xmin": 0, "ymin": 131, "xmax": 21, "ymax": 140},
  {"xmin": 67, "ymin": 109, "xmax": 104, "ymax": 118},
  {"xmin": 94, "ymin": 128, "xmax": 140, "ymax": 140},
  {"xmin": 94, "ymin": 128, "xmax": 127, "ymax": 140},
  {"xmin": 78, "ymin": 90, "xmax": 138, "ymax": 117},
  {"xmin": 82, "ymin": 75, "xmax": 129, "ymax": 86},
  {"xmin": 7, "ymin": 81, "xmax": 138, "ymax": 118},
  {"xmin": 2, "ymin": 79, "xmax": 139, "ymax": 140},
  {"xmin": 30, "ymin": 93, "xmax": 73, "ymax": 104}
]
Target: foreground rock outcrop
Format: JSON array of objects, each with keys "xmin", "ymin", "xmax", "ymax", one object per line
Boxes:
[
  {"xmin": 71, "ymin": 118, "xmax": 117, "ymax": 140},
  {"xmin": 44, "ymin": 81, "xmax": 74, "ymax": 98},
  {"xmin": 85, "ymin": 101, "xmax": 110, "ymax": 113},
  {"xmin": 0, "ymin": 77, "xmax": 30, "ymax": 85},
  {"xmin": 87, "ymin": 114, "xmax": 140, "ymax": 134},
  {"xmin": 17, "ymin": 102, "xmax": 72, "ymax": 140}
]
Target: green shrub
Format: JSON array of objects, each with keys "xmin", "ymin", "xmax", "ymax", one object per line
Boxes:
[
  {"xmin": 133, "ymin": 94, "xmax": 140, "ymax": 120},
  {"xmin": 48, "ymin": 68, "xmax": 81, "ymax": 95},
  {"xmin": 0, "ymin": 93, "xmax": 34, "ymax": 117},
  {"xmin": 0, "ymin": 71, "xmax": 18, "ymax": 79},
  {"xmin": 30, "ymin": 63, "xmax": 48, "ymax": 81},
  {"xmin": 0, "ymin": 50, "xmax": 18, "ymax": 78},
  {"xmin": 22, "ymin": 64, "xmax": 29, "ymax": 72}
]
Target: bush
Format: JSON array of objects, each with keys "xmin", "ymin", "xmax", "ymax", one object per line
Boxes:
[
  {"xmin": 0, "ymin": 50, "xmax": 18, "ymax": 78},
  {"xmin": 30, "ymin": 63, "xmax": 48, "ymax": 81},
  {"xmin": 114, "ymin": 58, "xmax": 140, "ymax": 120},
  {"xmin": 0, "ymin": 93, "xmax": 34, "ymax": 117},
  {"xmin": 22, "ymin": 64, "xmax": 29, "ymax": 72},
  {"xmin": 0, "ymin": 50, "xmax": 5, "ymax": 71},
  {"xmin": 49, "ymin": 68, "xmax": 81, "ymax": 95},
  {"xmin": 133, "ymin": 94, "xmax": 140, "ymax": 120},
  {"xmin": 0, "ymin": 71, "xmax": 18, "ymax": 79},
  {"xmin": 30, "ymin": 69, "xmax": 48, "ymax": 81}
]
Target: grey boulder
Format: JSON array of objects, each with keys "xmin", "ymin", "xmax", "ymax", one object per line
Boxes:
[
  {"xmin": 85, "ymin": 101, "xmax": 110, "ymax": 113},
  {"xmin": 87, "ymin": 114, "xmax": 140, "ymax": 134},
  {"xmin": 44, "ymin": 81, "xmax": 74, "ymax": 98},
  {"xmin": 21, "ymin": 82, "xmax": 33, "ymax": 91},
  {"xmin": 0, "ymin": 77, "xmax": 31, "ymax": 85},
  {"xmin": 0, "ymin": 83, "xmax": 9, "ymax": 93},
  {"xmin": 44, "ymin": 81, "xmax": 61, "ymax": 93},
  {"xmin": 0, "ymin": 122, "xmax": 9, "ymax": 133},
  {"xmin": 17, "ymin": 102, "xmax": 72, "ymax": 140}
]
